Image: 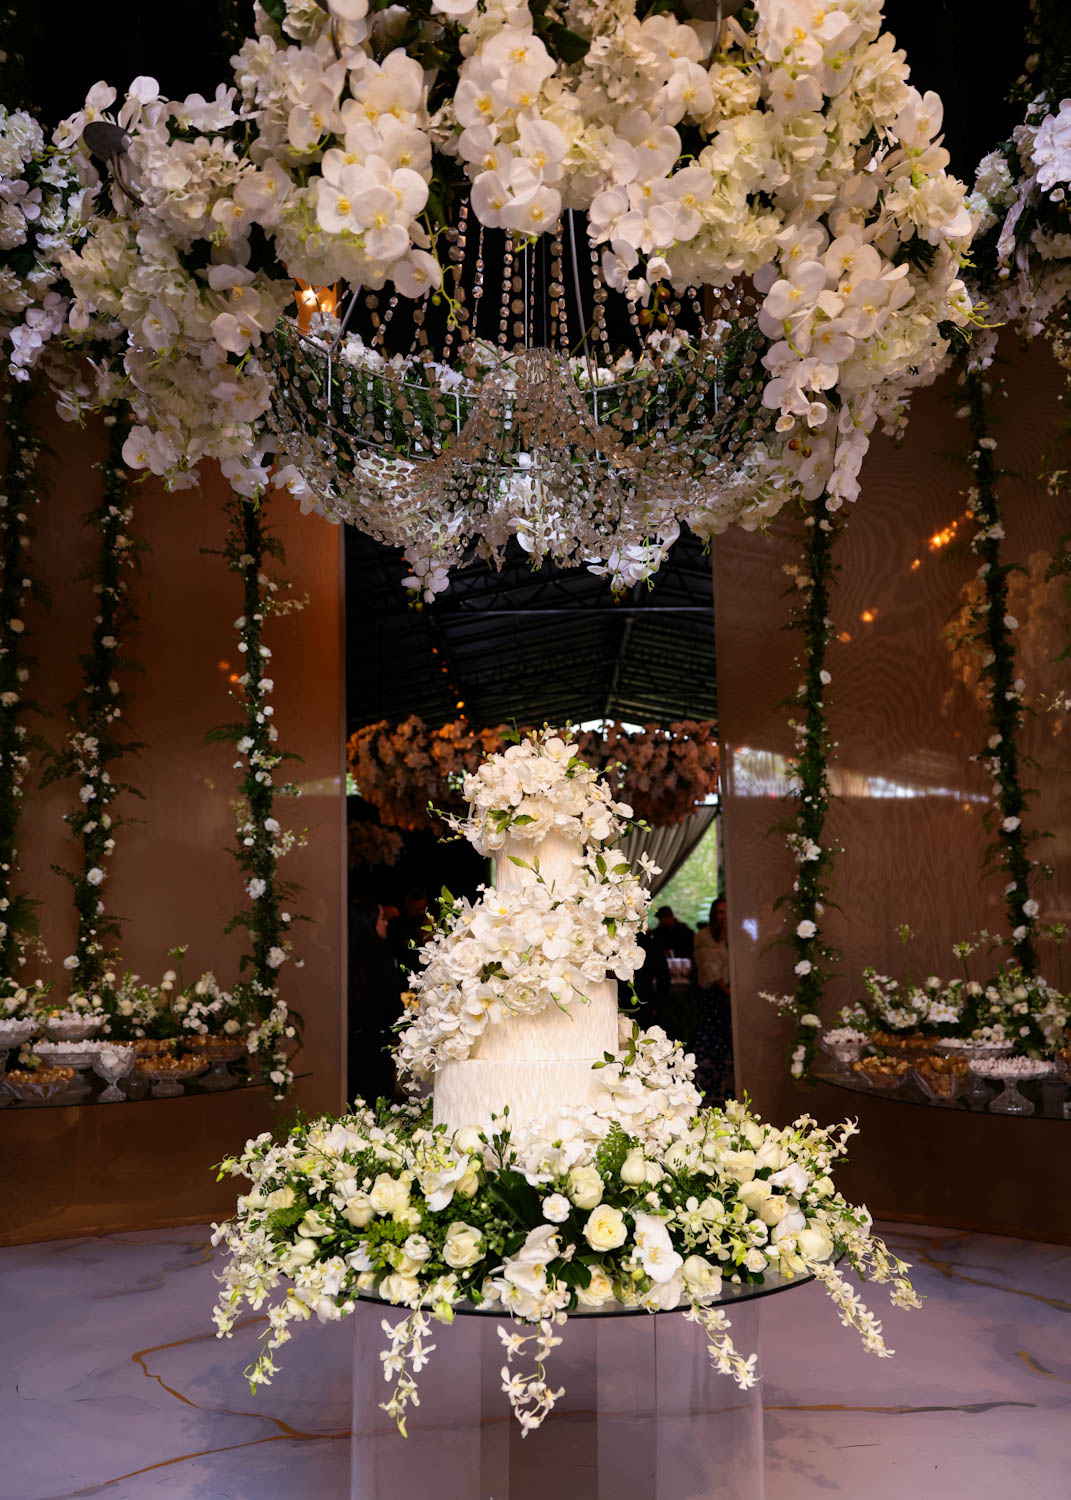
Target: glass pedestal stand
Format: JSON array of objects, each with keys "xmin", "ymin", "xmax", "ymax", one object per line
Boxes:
[{"xmin": 351, "ymin": 1279, "xmax": 798, "ymax": 1500}]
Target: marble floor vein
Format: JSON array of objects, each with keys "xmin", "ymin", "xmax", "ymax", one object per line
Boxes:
[{"xmin": 1, "ymin": 1221, "xmax": 1068, "ymax": 1500}]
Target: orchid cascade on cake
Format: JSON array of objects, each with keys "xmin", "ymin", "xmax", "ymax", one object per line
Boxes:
[{"xmin": 396, "ymin": 733, "xmax": 651, "ymax": 1078}]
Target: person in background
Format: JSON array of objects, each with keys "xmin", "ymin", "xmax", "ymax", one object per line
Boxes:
[
  {"xmin": 650, "ymin": 904, "xmax": 695, "ymax": 961},
  {"xmin": 348, "ymin": 896, "xmax": 403, "ymax": 1107},
  {"xmin": 388, "ymin": 887, "xmax": 430, "ymax": 965},
  {"xmin": 692, "ymin": 895, "xmax": 733, "ymax": 1103},
  {"xmin": 634, "ymin": 924, "xmax": 671, "ymax": 1030}
]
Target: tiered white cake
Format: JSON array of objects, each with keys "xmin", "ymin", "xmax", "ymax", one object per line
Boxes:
[{"xmin": 433, "ymin": 831, "xmax": 620, "ymax": 1134}]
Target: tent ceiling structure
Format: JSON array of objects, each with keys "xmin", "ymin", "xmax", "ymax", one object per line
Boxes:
[{"xmin": 345, "ymin": 530, "xmax": 717, "ymax": 733}]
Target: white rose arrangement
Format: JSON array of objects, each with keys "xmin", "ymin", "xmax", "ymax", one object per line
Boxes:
[{"xmin": 214, "ymin": 1058, "xmax": 920, "ymax": 1435}]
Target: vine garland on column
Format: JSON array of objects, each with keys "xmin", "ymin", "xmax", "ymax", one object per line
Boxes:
[
  {"xmin": 960, "ymin": 369, "xmax": 1045, "ymax": 970},
  {"xmin": 210, "ymin": 495, "xmax": 305, "ymax": 1097},
  {"xmin": 0, "ymin": 381, "xmax": 47, "ymax": 999},
  {"xmin": 43, "ymin": 409, "xmax": 145, "ymax": 993},
  {"xmin": 763, "ymin": 494, "xmax": 843, "ymax": 1080}
]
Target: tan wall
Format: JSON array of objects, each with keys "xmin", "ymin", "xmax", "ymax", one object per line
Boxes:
[
  {"xmin": 2, "ymin": 397, "xmax": 346, "ymax": 1245},
  {"xmin": 716, "ymin": 334, "xmax": 1071, "ymax": 1242}
]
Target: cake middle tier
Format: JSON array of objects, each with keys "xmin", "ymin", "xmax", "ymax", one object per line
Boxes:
[
  {"xmin": 470, "ymin": 977, "xmax": 619, "ymax": 1062},
  {"xmin": 433, "ymin": 1056, "xmax": 607, "ymax": 1135}
]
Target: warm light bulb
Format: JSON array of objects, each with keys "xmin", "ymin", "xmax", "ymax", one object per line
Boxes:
[{"xmin": 860, "ymin": 609, "xmax": 877, "ymax": 624}]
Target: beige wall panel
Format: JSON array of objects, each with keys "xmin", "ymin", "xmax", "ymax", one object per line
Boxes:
[
  {"xmin": 2, "ymin": 398, "xmax": 345, "ymax": 1244},
  {"xmin": 716, "ymin": 334, "xmax": 1071, "ymax": 1242}
]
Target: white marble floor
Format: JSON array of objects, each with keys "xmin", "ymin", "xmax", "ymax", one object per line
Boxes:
[{"xmin": 1, "ymin": 1221, "xmax": 1068, "ymax": 1499}]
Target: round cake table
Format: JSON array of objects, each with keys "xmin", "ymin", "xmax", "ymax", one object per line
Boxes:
[{"xmin": 351, "ymin": 1272, "xmax": 811, "ymax": 1500}]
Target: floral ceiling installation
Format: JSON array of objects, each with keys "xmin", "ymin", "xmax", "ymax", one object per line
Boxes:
[
  {"xmin": 0, "ymin": 1, "xmax": 972, "ymax": 594},
  {"xmin": 349, "ymin": 715, "xmax": 718, "ymax": 830}
]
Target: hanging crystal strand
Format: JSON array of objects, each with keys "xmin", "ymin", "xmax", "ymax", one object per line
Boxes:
[
  {"xmin": 519, "ymin": 243, "xmax": 528, "ymax": 354},
  {"xmin": 549, "ymin": 224, "xmax": 568, "ymax": 360},
  {"xmin": 371, "ymin": 291, "xmax": 400, "ymax": 354},
  {"xmin": 499, "ymin": 232, "xmax": 514, "ymax": 355},
  {"xmin": 588, "ymin": 239, "xmax": 613, "ymax": 366},
  {"xmin": 470, "ymin": 224, "xmax": 486, "ymax": 345},
  {"xmin": 440, "ymin": 201, "xmax": 470, "ymax": 370}
]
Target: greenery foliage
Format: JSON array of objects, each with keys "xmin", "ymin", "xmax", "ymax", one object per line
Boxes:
[{"xmin": 42, "ymin": 409, "xmax": 145, "ymax": 988}]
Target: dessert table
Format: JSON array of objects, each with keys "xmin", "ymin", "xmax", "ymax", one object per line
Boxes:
[
  {"xmin": 815, "ymin": 1067, "xmax": 1071, "ymax": 1121},
  {"xmin": 351, "ymin": 1273, "xmax": 810, "ymax": 1499}
]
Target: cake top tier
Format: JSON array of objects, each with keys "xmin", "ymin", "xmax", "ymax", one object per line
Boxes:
[{"xmin": 445, "ymin": 729, "xmax": 635, "ymax": 856}]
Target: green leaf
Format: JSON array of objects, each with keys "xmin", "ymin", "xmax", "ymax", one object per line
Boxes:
[{"xmin": 546, "ymin": 23, "xmax": 589, "ymax": 63}]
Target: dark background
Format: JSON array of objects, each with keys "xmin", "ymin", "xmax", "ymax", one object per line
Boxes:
[{"xmin": 10, "ymin": 1, "xmax": 1030, "ymax": 182}]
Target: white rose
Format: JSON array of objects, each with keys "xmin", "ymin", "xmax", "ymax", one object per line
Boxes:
[
  {"xmin": 743, "ymin": 1248, "xmax": 767, "ymax": 1274},
  {"xmin": 583, "ymin": 1204, "xmax": 628, "ymax": 1252},
  {"xmin": 682, "ymin": 1254, "xmax": 723, "ymax": 1299},
  {"xmin": 737, "ymin": 1179, "xmax": 772, "ymax": 1214},
  {"xmin": 340, "ymin": 1191, "xmax": 374, "ymax": 1228},
  {"xmin": 381, "ymin": 1272, "xmax": 421, "ymax": 1304},
  {"xmin": 741, "ymin": 1121, "xmax": 766, "ymax": 1150},
  {"xmin": 280, "ymin": 1237, "xmax": 318, "ymax": 1273},
  {"xmin": 265, "ymin": 1186, "xmax": 295, "ymax": 1211},
  {"xmin": 663, "ymin": 1143, "xmax": 695, "ymax": 1174},
  {"xmin": 369, "ymin": 1173, "xmax": 410, "ymax": 1218},
  {"xmin": 754, "ymin": 1139, "xmax": 789, "ymax": 1173},
  {"xmin": 403, "ymin": 1234, "xmax": 431, "ymax": 1265},
  {"xmin": 443, "ymin": 1221, "xmax": 485, "ymax": 1269},
  {"xmin": 796, "ymin": 1224, "xmax": 835, "ymax": 1263},
  {"xmin": 576, "ymin": 1265, "xmax": 615, "ymax": 1308},
  {"xmin": 296, "ymin": 1208, "xmax": 331, "ymax": 1238},
  {"xmin": 455, "ymin": 1167, "xmax": 480, "ymax": 1199},
  {"xmin": 719, "ymin": 1150, "xmax": 757, "ymax": 1184},
  {"xmin": 760, "ymin": 1196, "xmax": 789, "ymax": 1227},
  {"xmin": 568, "ymin": 1165, "xmax": 604, "ymax": 1210},
  {"xmin": 620, "ymin": 1149, "xmax": 648, "ymax": 1186}
]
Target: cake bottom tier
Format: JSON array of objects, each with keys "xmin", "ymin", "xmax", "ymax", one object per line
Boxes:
[{"xmin": 433, "ymin": 1057, "xmax": 604, "ymax": 1136}]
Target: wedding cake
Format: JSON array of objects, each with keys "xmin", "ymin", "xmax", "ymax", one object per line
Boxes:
[{"xmin": 395, "ymin": 732, "xmax": 648, "ymax": 1134}]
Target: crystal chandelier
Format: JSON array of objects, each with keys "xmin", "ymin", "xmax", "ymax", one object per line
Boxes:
[{"xmin": 263, "ymin": 205, "xmax": 770, "ymax": 592}]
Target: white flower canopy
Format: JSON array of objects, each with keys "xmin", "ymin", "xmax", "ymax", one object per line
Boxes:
[{"xmin": 2, "ymin": 0, "xmax": 973, "ymax": 593}]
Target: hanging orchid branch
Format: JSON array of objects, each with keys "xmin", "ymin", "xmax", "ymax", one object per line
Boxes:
[
  {"xmin": 961, "ymin": 369, "xmax": 1044, "ymax": 972},
  {"xmin": 209, "ymin": 495, "xmax": 306, "ymax": 1097},
  {"xmin": 0, "ymin": 381, "xmax": 47, "ymax": 987},
  {"xmin": 43, "ymin": 410, "xmax": 145, "ymax": 991},
  {"xmin": 763, "ymin": 495, "xmax": 843, "ymax": 1080}
]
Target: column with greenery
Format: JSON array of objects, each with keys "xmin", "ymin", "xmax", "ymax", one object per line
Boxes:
[
  {"xmin": 44, "ymin": 410, "xmax": 145, "ymax": 991},
  {"xmin": 211, "ymin": 495, "xmax": 305, "ymax": 1095},
  {"xmin": 0, "ymin": 381, "xmax": 47, "ymax": 993},
  {"xmin": 765, "ymin": 494, "xmax": 843, "ymax": 1079}
]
